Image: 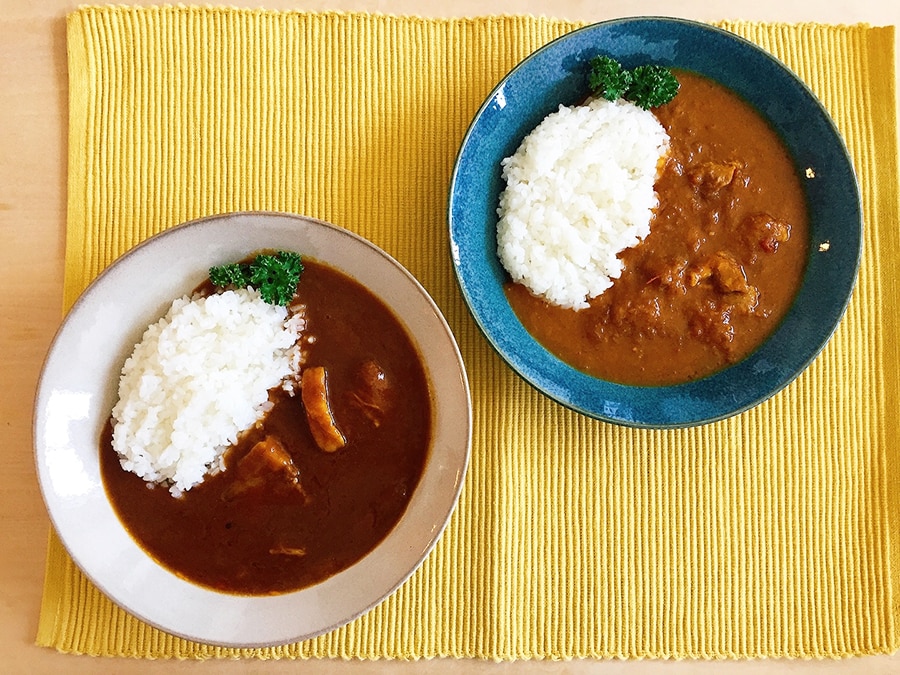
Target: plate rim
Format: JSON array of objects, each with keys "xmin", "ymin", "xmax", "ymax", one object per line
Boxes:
[
  {"xmin": 447, "ymin": 16, "xmax": 862, "ymax": 428},
  {"xmin": 33, "ymin": 211, "xmax": 472, "ymax": 647}
]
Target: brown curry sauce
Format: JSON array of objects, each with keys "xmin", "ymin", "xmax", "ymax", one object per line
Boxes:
[
  {"xmin": 505, "ymin": 70, "xmax": 809, "ymax": 385},
  {"xmin": 101, "ymin": 260, "xmax": 432, "ymax": 595}
]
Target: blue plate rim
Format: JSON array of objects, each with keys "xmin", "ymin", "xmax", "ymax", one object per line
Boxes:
[{"xmin": 447, "ymin": 16, "xmax": 862, "ymax": 429}]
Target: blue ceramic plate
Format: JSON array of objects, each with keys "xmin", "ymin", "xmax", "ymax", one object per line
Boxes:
[{"xmin": 448, "ymin": 17, "xmax": 861, "ymax": 428}]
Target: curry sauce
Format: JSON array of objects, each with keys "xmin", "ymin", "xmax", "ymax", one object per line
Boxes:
[
  {"xmin": 506, "ymin": 70, "xmax": 808, "ymax": 385},
  {"xmin": 101, "ymin": 260, "xmax": 432, "ymax": 595}
]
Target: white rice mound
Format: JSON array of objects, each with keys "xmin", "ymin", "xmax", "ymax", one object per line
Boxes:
[
  {"xmin": 111, "ymin": 288, "xmax": 305, "ymax": 496},
  {"xmin": 496, "ymin": 97, "xmax": 670, "ymax": 310}
]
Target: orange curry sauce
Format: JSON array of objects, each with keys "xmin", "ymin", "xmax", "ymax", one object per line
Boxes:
[{"xmin": 505, "ymin": 70, "xmax": 808, "ymax": 385}]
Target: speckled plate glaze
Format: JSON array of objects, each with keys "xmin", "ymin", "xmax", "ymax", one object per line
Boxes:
[
  {"xmin": 448, "ymin": 17, "xmax": 861, "ymax": 428},
  {"xmin": 34, "ymin": 212, "xmax": 471, "ymax": 647}
]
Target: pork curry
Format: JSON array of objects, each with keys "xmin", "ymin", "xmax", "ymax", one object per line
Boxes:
[{"xmin": 101, "ymin": 259, "xmax": 432, "ymax": 595}]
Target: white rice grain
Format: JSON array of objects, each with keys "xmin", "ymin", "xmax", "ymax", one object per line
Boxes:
[
  {"xmin": 496, "ymin": 97, "xmax": 669, "ymax": 310},
  {"xmin": 111, "ymin": 288, "xmax": 304, "ymax": 496}
]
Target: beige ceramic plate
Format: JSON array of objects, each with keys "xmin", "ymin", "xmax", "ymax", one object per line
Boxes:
[{"xmin": 34, "ymin": 212, "xmax": 471, "ymax": 647}]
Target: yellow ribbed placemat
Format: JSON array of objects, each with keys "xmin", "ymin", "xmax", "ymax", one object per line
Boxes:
[{"xmin": 38, "ymin": 5, "xmax": 899, "ymax": 660}]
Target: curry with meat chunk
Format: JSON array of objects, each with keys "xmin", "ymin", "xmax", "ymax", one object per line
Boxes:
[
  {"xmin": 101, "ymin": 259, "xmax": 432, "ymax": 595},
  {"xmin": 506, "ymin": 70, "xmax": 808, "ymax": 385}
]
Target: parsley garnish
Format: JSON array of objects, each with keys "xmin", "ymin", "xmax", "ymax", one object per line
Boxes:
[
  {"xmin": 587, "ymin": 56, "xmax": 633, "ymax": 101},
  {"xmin": 587, "ymin": 56, "xmax": 679, "ymax": 109},
  {"xmin": 208, "ymin": 263, "xmax": 248, "ymax": 288},
  {"xmin": 209, "ymin": 251, "xmax": 304, "ymax": 306},
  {"xmin": 626, "ymin": 64, "xmax": 681, "ymax": 109}
]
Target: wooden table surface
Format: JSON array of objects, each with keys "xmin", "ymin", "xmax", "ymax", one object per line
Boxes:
[{"xmin": 2, "ymin": 0, "xmax": 898, "ymax": 672}]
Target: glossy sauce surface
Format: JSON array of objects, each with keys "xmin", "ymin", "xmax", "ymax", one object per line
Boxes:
[
  {"xmin": 506, "ymin": 71, "xmax": 809, "ymax": 385},
  {"xmin": 101, "ymin": 260, "xmax": 432, "ymax": 595}
]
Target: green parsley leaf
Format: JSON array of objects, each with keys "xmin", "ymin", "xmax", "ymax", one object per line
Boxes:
[
  {"xmin": 209, "ymin": 251, "xmax": 304, "ymax": 306},
  {"xmin": 587, "ymin": 56, "xmax": 679, "ymax": 109},
  {"xmin": 248, "ymin": 251, "xmax": 304, "ymax": 306},
  {"xmin": 625, "ymin": 64, "xmax": 680, "ymax": 110},
  {"xmin": 587, "ymin": 55, "xmax": 633, "ymax": 102},
  {"xmin": 208, "ymin": 262, "xmax": 250, "ymax": 288}
]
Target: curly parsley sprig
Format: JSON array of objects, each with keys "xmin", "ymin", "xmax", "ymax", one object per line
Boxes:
[
  {"xmin": 587, "ymin": 56, "xmax": 679, "ymax": 109},
  {"xmin": 209, "ymin": 251, "xmax": 304, "ymax": 306},
  {"xmin": 588, "ymin": 55, "xmax": 633, "ymax": 101}
]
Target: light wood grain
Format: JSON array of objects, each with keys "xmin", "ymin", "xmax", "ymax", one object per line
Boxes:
[{"xmin": 2, "ymin": 0, "xmax": 898, "ymax": 672}]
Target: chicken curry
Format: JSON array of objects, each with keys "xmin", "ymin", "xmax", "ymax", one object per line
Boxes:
[{"xmin": 506, "ymin": 70, "xmax": 808, "ymax": 385}]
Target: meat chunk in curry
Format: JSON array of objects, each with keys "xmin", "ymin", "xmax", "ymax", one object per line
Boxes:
[
  {"xmin": 301, "ymin": 366, "xmax": 346, "ymax": 452},
  {"xmin": 347, "ymin": 360, "xmax": 394, "ymax": 427},
  {"xmin": 688, "ymin": 160, "xmax": 741, "ymax": 195},
  {"xmin": 222, "ymin": 435, "xmax": 305, "ymax": 501}
]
